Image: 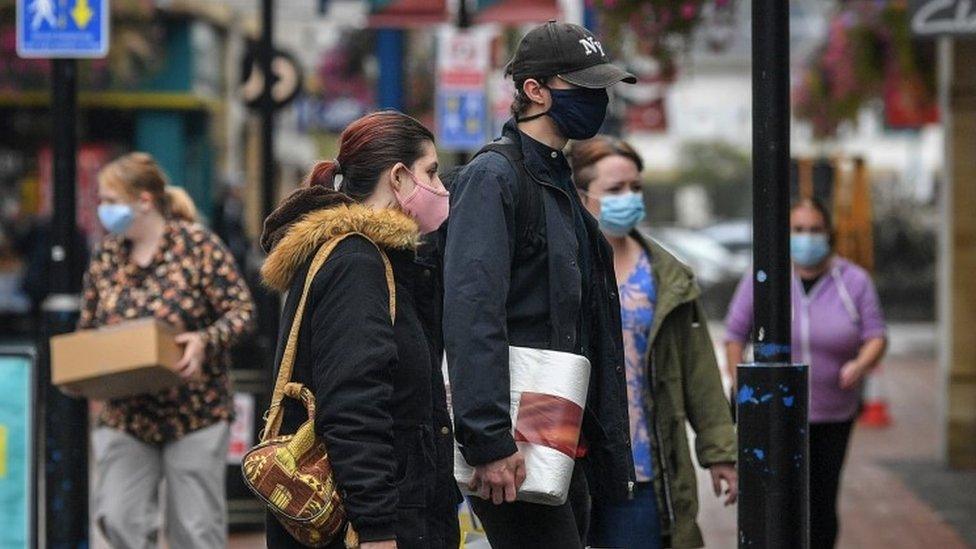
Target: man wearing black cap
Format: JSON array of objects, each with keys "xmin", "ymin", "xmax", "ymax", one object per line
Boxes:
[{"xmin": 443, "ymin": 21, "xmax": 637, "ymax": 547}]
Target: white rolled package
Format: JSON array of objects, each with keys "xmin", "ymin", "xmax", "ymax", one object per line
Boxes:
[{"xmin": 447, "ymin": 346, "xmax": 591, "ymax": 506}]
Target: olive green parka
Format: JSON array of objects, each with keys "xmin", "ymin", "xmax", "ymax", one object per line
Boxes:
[{"xmin": 633, "ymin": 231, "xmax": 737, "ymax": 548}]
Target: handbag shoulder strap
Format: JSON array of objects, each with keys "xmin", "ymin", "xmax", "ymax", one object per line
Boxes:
[{"xmin": 262, "ymin": 232, "xmax": 396, "ymax": 441}]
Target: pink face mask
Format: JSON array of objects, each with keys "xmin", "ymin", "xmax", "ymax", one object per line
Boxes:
[{"xmin": 394, "ymin": 167, "xmax": 450, "ymax": 234}]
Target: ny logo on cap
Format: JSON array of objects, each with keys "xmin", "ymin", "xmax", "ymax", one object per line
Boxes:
[{"xmin": 579, "ymin": 36, "xmax": 605, "ymax": 57}]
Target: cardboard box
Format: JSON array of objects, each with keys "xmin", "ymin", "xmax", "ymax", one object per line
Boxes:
[{"xmin": 51, "ymin": 318, "xmax": 184, "ymax": 400}]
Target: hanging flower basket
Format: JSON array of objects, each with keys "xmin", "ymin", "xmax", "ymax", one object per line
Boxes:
[
  {"xmin": 588, "ymin": 0, "xmax": 736, "ymax": 65},
  {"xmin": 793, "ymin": 2, "xmax": 937, "ymax": 138}
]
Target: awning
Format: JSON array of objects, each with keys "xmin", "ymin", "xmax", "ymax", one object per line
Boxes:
[
  {"xmin": 474, "ymin": 0, "xmax": 559, "ymax": 25},
  {"xmin": 368, "ymin": 0, "xmax": 449, "ymax": 28},
  {"xmin": 0, "ymin": 91, "xmax": 219, "ymax": 111}
]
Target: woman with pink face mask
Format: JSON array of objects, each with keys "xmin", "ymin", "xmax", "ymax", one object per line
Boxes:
[{"xmin": 259, "ymin": 111, "xmax": 459, "ymax": 548}]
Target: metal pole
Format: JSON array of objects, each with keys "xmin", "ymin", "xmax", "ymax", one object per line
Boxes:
[
  {"xmin": 377, "ymin": 30, "xmax": 405, "ymax": 111},
  {"xmin": 42, "ymin": 57, "xmax": 88, "ymax": 547},
  {"xmin": 254, "ymin": 0, "xmax": 281, "ymax": 395},
  {"xmin": 260, "ymin": 0, "xmax": 276, "ymax": 220},
  {"xmin": 751, "ymin": 0, "xmax": 791, "ymax": 347},
  {"xmin": 737, "ymin": 0, "xmax": 809, "ymax": 547},
  {"xmin": 455, "ymin": 0, "xmax": 471, "ymax": 165},
  {"xmin": 50, "ymin": 61, "xmax": 79, "ymax": 299},
  {"xmin": 457, "ymin": 0, "xmax": 471, "ymax": 28},
  {"xmin": 228, "ymin": 2, "xmax": 281, "ymax": 521}
]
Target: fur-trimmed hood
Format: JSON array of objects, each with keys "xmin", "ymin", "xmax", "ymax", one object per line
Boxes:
[{"xmin": 261, "ymin": 202, "xmax": 420, "ymax": 292}]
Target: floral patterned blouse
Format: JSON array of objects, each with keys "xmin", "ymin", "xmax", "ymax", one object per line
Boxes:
[
  {"xmin": 79, "ymin": 220, "xmax": 255, "ymax": 444},
  {"xmin": 619, "ymin": 249, "xmax": 656, "ymax": 482}
]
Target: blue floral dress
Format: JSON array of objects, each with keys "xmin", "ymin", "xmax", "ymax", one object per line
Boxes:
[
  {"xmin": 618, "ymin": 249, "xmax": 656, "ymax": 481},
  {"xmin": 590, "ymin": 248, "xmax": 662, "ymax": 549}
]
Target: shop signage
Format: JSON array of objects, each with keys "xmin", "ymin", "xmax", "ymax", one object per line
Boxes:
[
  {"xmin": 0, "ymin": 349, "xmax": 36, "ymax": 549},
  {"xmin": 436, "ymin": 27, "xmax": 492, "ymax": 152},
  {"xmin": 226, "ymin": 392, "xmax": 255, "ymax": 465},
  {"xmin": 911, "ymin": 0, "xmax": 976, "ymax": 36},
  {"xmin": 17, "ymin": 0, "xmax": 109, "ymax": 58},
  {"xmin": 241, "ymin": 47, "xmax": 303, "ymax": 111}
]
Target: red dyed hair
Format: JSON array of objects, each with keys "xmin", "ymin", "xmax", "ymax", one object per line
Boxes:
[{"xmin": 306, "ymin": 110, "xmax": 435, "ymax": 201}]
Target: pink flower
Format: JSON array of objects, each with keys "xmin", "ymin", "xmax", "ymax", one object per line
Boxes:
[
  {"xmin": 659, "ymin": 7, "xmax": 672, "ymax": 26},
  {"xmin": 681, "ymin": 2, "xmax": 698, "ymax": 20}
]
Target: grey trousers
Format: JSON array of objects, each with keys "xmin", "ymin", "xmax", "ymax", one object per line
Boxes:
[{"xmin": 92, "ymin": 422, "xmax": 230, "ymax": 549}]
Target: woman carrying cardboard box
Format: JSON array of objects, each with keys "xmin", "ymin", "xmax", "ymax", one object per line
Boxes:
[{"xmin": 78, "ymin": 152, "xmax": 255, "ymax": 549}]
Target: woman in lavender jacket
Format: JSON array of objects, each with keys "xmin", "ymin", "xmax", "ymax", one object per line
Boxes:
[{"xmin": 724, "ymin": 198, "xmax": 887, "ymax": 549}]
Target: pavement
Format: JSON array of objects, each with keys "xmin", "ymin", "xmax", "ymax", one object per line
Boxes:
[
  {"xmin": 223, "ymin": 322, "xmax": 973, "ymax": 548},
  {"xmin": 696, "ymin": 322, "xmax": 973, "ymax": 549}
]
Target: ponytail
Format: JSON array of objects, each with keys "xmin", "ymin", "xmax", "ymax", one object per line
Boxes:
[
  {"xmin": 99, "ymin": 152, "xmax": 198, "ymax": 223},
  {"xmin": 305, "ymin": 160, "xmax": 341, "ymax": 191},
  {"xmin": 163, "ymin": 186, "xmax": 198, "ymax": 223},
  {"xmin": 304, "ymin": 111, "xmax": 434, "ymax": 202}
]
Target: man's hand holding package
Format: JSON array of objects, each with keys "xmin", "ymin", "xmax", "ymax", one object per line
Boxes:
[
  {"xmin": 470, "ymin": 450, "xmax": 527, "ymax": 505},
  {"xmin": 174, "ymin": 332, "xmax": 206, "ymax": 380}
]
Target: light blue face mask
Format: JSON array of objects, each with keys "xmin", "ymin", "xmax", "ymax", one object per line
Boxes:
[
  {"xmin": 790, "ymin": 233, "xmax": 831, "ymax": 267},
  {"xmin": 598, "ymin": 192, "xmax": 646, "ymax": 237},
  {"xmin": 98, "ymin": 204, "xmax": 135, "ymax": 235}
]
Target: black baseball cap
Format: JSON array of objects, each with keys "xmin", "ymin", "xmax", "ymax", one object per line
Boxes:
[{"xmin": 505, "ymin": 21, "xmax": 637, "ymax": 89}]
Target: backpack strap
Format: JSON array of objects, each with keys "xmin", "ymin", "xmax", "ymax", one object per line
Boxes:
[
  {"xmin": 478, "ymin": 136, "xmax": 522, "ymax": 163},
  {"xmin": 261, "ymin": 232, "xmax": 396, "ymax": 441},
  {"xmin": 476, "ymin": 136, "xmax": 542, "ymax": 248}
]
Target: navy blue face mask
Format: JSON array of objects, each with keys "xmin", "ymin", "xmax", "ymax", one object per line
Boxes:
[{"xmin": 519, "ymin": 86, "xmax": 609, "ymax": 140}]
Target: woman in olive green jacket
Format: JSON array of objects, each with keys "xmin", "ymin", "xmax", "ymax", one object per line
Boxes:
[{"xmin": 569, "ymin": 136, "xmax": 737, "ymax": 549}]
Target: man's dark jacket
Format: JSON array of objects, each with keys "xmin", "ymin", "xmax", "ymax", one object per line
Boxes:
[{"xmin": 443, "ymin": 119, "xmax": 636, "ymax": 501}]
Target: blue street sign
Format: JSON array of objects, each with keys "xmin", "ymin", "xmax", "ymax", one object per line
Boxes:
[
  {"xmin": 17, "ymin": 0, "xmax": 109, "ymax": 58},
  {"xmin": 437, "ymin": 90, "xmax": 488, "ymax": 152}
]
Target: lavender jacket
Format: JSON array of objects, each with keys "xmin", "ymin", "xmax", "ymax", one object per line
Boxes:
[{"xmin": 724, "ymin": 257, "xmax": 887, "ymax": 423}]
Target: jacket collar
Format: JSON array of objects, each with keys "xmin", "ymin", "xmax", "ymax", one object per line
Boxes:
[
  {"xmin": 502, "ymin": 118, "xmax": 570, "ymax": 184},
  {"xmin": 632, "ymin": 230, "xmax": 702, "ymax": 345},
  {"xmin": 261, "ymin": 204, "xmax": 419, "ymax": 292}
]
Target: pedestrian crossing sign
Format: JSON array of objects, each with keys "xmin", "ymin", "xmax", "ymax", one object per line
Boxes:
[{"xmin": 16, "ymin": 0, "xmax": 109, "ymax": 58}]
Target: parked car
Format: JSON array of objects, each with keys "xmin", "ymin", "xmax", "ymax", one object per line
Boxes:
[
  {"xmin": 642, "ymin": 225, "xmax": 746, "ymax": 320},
  {"xmin": 701, "ymin": 219, "xmax": 753, "ymax": 266}
]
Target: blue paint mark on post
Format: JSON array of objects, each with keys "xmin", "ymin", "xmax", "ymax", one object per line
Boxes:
[
  {"xmin": 753, "ymin": 448, "xmax": 766, "ymax": 460},
  {"xmin": 757, "ymin": 270, "xmax": 768, "ymax": 282},
  {"xmin": 782, "ymin": 396, "xmax": 795, "ymax": 407},
  {"xmin": 737, "ymin": 385, "xmax": 758, "ymax": 404},
  {"xmin": 755, "ymin": 342, "xmax": 791, "ymax": 360}
]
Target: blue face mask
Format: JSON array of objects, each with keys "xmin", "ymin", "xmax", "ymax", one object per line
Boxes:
[
  {"xmin": 599, "ymin": 192, "xmax": 645, "ymax": 237},
  {"xmin": 790, "ymin": 233, "xmax": 831, "ymax": 267},
  {"xmin": 545, "ymin": 87, "xmax": 609, "ymax": 140},
  {"xmin": 98, "ymin": 204, "xmax": 135, "ymax": 235}
]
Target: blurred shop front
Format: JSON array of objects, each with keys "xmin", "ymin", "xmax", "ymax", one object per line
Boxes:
[
  {"xmin": 0, "ymin": 3, "xmax": 233, "ymax": 339},
  {"xmin": 0, "ymin": 2, "xmax": 275, "ymax": 536}
]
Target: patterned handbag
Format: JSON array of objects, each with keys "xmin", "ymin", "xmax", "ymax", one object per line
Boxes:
[{"xmin": 242, "ymin": 234, "xmax": 396, "ymax": 548}]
